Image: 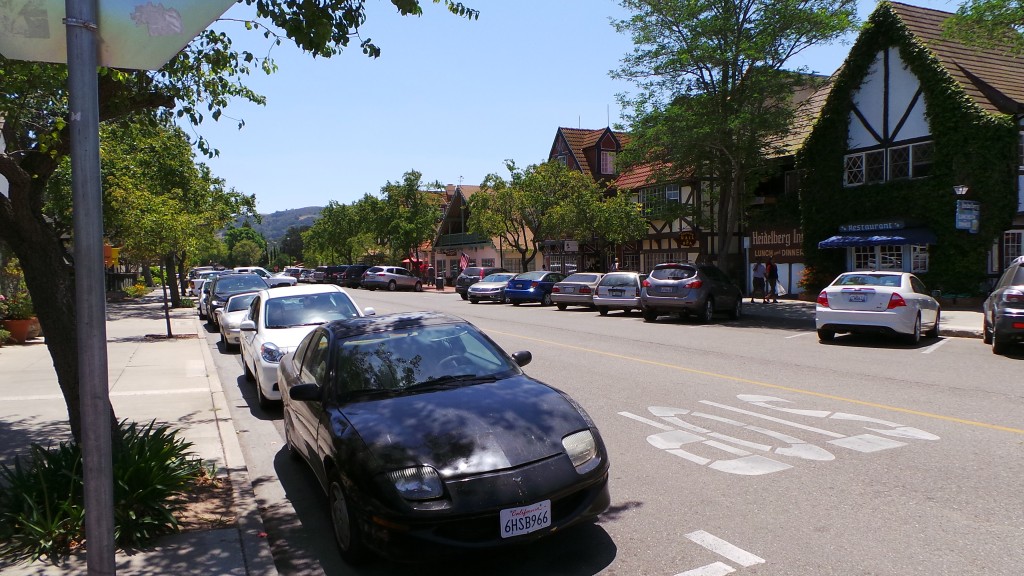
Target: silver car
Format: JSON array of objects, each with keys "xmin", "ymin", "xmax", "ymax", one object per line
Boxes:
[
  {"xmin": 592, "ymin": 272, "xmax": 644, "ymax": 316},
  {"xmin": 215, "ymin": 291, "xmax": 259, "ymax": 351},
  {"xmin": 361, "ymin": 266, "xmax": 423, "ymax": 291},
  {"xmin": 468, "ymin": 272, "xmax": 517, "ymax": 303},
  {"xmin": 640, "ymin": 263, "xmax": 742, "ymax": 323},
  {"xmin": 552, "ymin": 273, "xmax": 605, "ymax": 310}
]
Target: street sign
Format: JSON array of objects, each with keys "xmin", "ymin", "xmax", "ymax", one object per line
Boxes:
[{"xmin": 0, "ymin": 0, "xmax": 236, "ymax": 70}]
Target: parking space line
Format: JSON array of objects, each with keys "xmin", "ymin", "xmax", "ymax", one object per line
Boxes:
[
  {"xmin": 676, "ymin": 561, "xmax": 735, "ymax": 576},
  {"xmin": 921, "ymin": 338, "xmax": 949, "ymax": 354},
  {"xmin": 491, "ymin": 330, "xmax": 1024, "ymax": 435},
  {"xmin": 685, "ymin": 530, "xmax": 765, "ymax": 567},
  {"xmin": 785, "ymin": 332, "xmax": 812, "ymax": 339}
]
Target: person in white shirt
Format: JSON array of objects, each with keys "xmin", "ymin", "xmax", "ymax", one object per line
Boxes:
[{"xmin": 751, "ymin": 259, "xmax": 766, "ymax": 303}]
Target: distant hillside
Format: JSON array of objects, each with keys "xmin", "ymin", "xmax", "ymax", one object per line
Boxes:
[{"xmin": 233, "ymin": 206, "xmax": 323, "ymax": 243}]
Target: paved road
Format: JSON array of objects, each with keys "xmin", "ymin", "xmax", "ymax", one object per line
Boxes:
[{"xmin": 203, "ymin": 289, "xmax": 1023, "ymax": 575}]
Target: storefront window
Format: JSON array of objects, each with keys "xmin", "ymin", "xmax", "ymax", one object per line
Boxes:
[
  {"xmin": 1005, "ymin": 231, "xmax": 1024, "ymax": 269},
  {"xmin": 852, "ymin": 245, "xmax": 905, "ymax": 271},
  {"xmin": 621, "ymin": 253, "xmax": 640, "ymax": 272},
  {"xmin": 911, "ymin": 245, "xmax": 929, "ymax": 273}
]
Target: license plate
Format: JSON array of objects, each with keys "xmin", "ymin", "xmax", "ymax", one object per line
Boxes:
[
  {"xmin": 849, "ymin": 294, "xmax": 865, "ymax": 302},
  {"xmin": 610, "ymin": 289, "xmax": 623, "ymax": 297},
  {"xmin": 658, "ymin": 286, "xmax": 673, "ymax": 293},
  {"xmin": 562, "ymin": 287, "xmax": 574, "ymax": 293},
  {"xmin": 500, "ymin": 500, "xmax": 551, "ymax": 539}
]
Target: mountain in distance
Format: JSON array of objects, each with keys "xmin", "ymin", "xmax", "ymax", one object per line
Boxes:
[{"xmin": 232, "ymin": 206, "xmax": 323, "ymax": 243}]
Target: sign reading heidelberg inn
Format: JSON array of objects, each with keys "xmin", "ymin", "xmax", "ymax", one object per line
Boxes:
[{"xmin": 749, "ymin": 227, "xmax": 804, "ymax": 264}]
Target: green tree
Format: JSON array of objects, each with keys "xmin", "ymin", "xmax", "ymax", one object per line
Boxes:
[
  {"xmin": 280, "ymin": 225, "xmax": 309, "ymax": 263},
  {"xmin": 547, "ymin": 186, "xmax": 648, "ymax": 271},
  {"xmin": 230, "ymin": 239, "xmax": 264, "ymax": 266},
  {"xmin": 468, "ymin": 161, "xmax": 587, "ymax": 271},
  {"xmin": 0, "ymin": 0, "xmax": 477, "ymax": 442},
  {"xmin": 946, "ymin": 0, "xmax": 1024, "ymax": 53},
  {"xmin": 613, "ymin": 0, "xmax": 858, "ymax": 272},
  {"xmin": 303, "ymin": 199, "xmax": 375, "ymax": 265},
  {"xmin": 380, "ymin": 171, "xmax": 444, "ymax": 263},
  {"xmin": 224, "ymin": 224, "xmax": 268, "ymax": 266}
]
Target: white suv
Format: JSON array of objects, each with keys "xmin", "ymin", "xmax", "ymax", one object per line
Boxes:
[{"xmin": 234, "ymin": 266, "xmax": 297, "ymax": 287}]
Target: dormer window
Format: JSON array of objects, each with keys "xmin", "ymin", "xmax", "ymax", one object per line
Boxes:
[{"xmin": 601, "ymin": 151, "xmax": 616, "ymax": 174}]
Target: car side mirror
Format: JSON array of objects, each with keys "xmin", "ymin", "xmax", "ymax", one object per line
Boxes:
[
  {"xmin": 289, "ymin": 383, "xmax": 322, "ymax": 402},
  {"xmin": 511, "ymin": 350, "xmax": 532, "ymax": 367},
  {"xmin": 363, "ymin": 307, "xmax": 376, "ymax": 316},
  {"xmin": 240, "ymin": 320, "xmax": 256, "ymax": 332}
]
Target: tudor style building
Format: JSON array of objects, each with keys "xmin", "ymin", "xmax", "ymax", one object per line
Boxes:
[{"xmin": 799, "ymin": 2, "xmax": 1024, "ymax": 294}]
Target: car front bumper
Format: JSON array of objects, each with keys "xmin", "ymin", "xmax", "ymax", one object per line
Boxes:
[{"xmin": 468, "ymin": 289, "xmax": 504, "ymax": 301}]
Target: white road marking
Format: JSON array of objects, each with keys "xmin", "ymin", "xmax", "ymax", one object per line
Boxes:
[
  {"xmin": 699, "ymin": 401, "xmax": 847, "ymax": 438},
  {"xmin": 828, "ymin": 434, "xmax": 906, "ymax": 452},
  {"xmin": 921, "ymin": 338, "xmax": 949, "ymax": 354},
  {"xmin": 785, "ymin": 332, "xmax": 813, "ymax": 338},
  {"xmin": 675, "ymin": 562, "xmax": 736, "ymax": 576},
  {"xmin": 685, "ymin": 530, "xmax": 765, "ymax": 567},
  {"xmin": 618, "ymin": 411, "xmax": 676, "ymax": 431}
]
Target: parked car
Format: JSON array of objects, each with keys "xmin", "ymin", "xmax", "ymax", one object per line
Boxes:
[
  {"xmin": 592, "ymin": 272, "xmax": 644, "ymax": 316},
  {"xmin": 815, "ymin": 271, "xmax": 940, "ymax": 344},
  {"xmin": 504, "ymin": 271, "xmax": 566, "ymax": 306},
  {"xmin": 982, "ymin": 255, "xmax": 1024, "ymax": 354},
  {"xmin": 234, "ymin": 266, "xmax": 297, "ymax": 287},
  {"xmin": 455, "ymin": 266, "xmax": 508, "ymax": 300},
  {"xmin": 318, "ymin": 265, "xmax": 348, "ymax": 285},
  {"xmin": 240, "ymin": 284, "xmax": 374, "ymax": 408},
  {"xmin": 190, "ymin": 269, "xmax": 223, "ymax": 297},
  {"xmin": 640, "ymin": 263, "xmax": 742, "ymax": 323},
  {"xmin": 279, "ymin": 311, "xmax": 610, "ymax": 563},
  {"xmin": 214, "ymin": 291, "xmax": 259, "ymax": 351},
  {"xmin": 552, "ymin": 273, "xmax": 605, "ymax": 310},
  {"xmin": 313, "ymin": 265, "xmax": 329, "ymax": 283},
  {"xmin": 299, "ymin": 269, "xmax": 315, "ymax": 283},
  {"xmin": 283, "ymin": 266, "xmax": 304, "ymax": 279},
  {"xmin": 467, "ymin": 272, "xmax": 517, "ymax": 304},
  {"xmin": 206, "ymin": 273, "xmax": 271, "ymax": 327},
  {"xmin": 339, "ymin": 264, "xmax": 371, "ymax": 288},
  {"xmin": 197, "ymin": 278, "xmax": 216, "ymax": 320},
  {"xmin": 361, "ymin": 266, "xmax": 423, "ymax": 291}
]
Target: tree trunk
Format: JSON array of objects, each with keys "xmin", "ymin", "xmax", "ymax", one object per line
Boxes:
[
  {"xmin": 142, "ymin": 264, "xmax": 154, "ymax": 287},
  {"xmin": 164, "ymin": 254, "xmax": 181, "ymax": 307}
]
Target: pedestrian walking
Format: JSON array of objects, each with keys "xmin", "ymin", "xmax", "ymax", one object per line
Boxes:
[
  {"xmin": 765, "ymin": 256, "xmax": 779, "ymax": 303},
  {"xmin": 751, "ymin": 258, "xmax": 766, "ymax": 303}
]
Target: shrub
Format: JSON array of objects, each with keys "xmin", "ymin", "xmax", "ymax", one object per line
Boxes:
[
  {"xmin": 0, "ymin": 420, "xmax": 210, "ymax": 564},
  {"xmin": 124, "ymin": 284, "xmax": 150, "ymax": 298},
  {"xmin": 177, "ymin": 297, "xmax": 194, "ymax": 308},
  {"xmin": 0, "ymin": 328, "xmax": 10, "ymax": 344}
]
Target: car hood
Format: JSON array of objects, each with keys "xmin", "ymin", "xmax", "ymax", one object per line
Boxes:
[
  {"xmin": 262, "ymin": 325, "xmax": 322, "ymax": 351},
  {"xmin": 469, "ymin": 281, "xmax": 509, "ymax": 290},
  {"xmin": 343, "ymin": 376, "xmax": 589, "ymax": 477}
]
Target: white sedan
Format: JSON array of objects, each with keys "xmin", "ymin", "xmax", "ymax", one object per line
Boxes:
[
  {"xmin": 239, "ymin": 284, "xmax": 374, "ymax": 408},
  {"xmin": 214, "ymin": 291, "xmax": 260, "ymax": 352},
  {"xmin": 815, "ymin": 271, "xmax": 940, "ymax": 344}
]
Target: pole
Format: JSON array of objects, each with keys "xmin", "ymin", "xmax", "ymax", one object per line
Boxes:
[{"xmin": 65, "ymin": 0, "xmax": 115, "ymax": 573}]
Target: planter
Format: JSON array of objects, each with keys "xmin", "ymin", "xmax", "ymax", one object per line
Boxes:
[{"xmin": 3, "ymin": 318, "xmax": 36, "ymax": 344}]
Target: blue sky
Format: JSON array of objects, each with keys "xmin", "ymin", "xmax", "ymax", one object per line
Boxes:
[{"xmin": 197, "ymin": 0, "xmax": 961, "ymax": 214}]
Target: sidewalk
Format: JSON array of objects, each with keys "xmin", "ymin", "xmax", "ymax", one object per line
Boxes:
[{"xmin": 0, "ymin": 291, "xmax": 276, "ymax": 575}]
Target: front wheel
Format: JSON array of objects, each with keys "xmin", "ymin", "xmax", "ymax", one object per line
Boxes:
[
  {"xmin": 469, "ymin": 298, "xmax": 479, "ymax": 304},
  {"xmin": 329, "ymin": 479, "xmax": 368, "ymax": 565},
  {"xmin": 414, "ymin": 282, "xmax": 422, "ymax": 292},
  {"xmin": 982, "ymin": 318, "xmax": 993, "ymax": 344},
  {"xmin": 905, "ymin": 315, "xmax": 922, "ymax": 345},
  {"xmin": 992, "ymin": 330, "xmax": 1010, "ymax": 355},
  {"xmin": 598, "ymin": 306, "xmax": 609, "ymax": 316},
  {"xmin": 460, "ymin": 292, "xmax": 469, "ymax": 301},
  {"xmin": 817, "ymin": 329, "xmax": 835, "ymax": 342},
  {"xmin": 512, "ymin": 300, "xmax": 521, "ymax": 306}
]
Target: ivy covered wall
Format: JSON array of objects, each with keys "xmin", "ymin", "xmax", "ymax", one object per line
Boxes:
[{"xmin": 797, "ymin": 2, "xmax": 1017, "ymax": 294}]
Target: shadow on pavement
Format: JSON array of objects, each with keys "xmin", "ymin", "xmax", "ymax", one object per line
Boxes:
[{"xmin": 0, "ymin": 416, "xmax": 73, "ymax": 467}]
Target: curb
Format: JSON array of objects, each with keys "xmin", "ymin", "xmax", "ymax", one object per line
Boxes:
[{"xmin": 195, "ymin": 315, "xmax": 279, "ymax": 576}]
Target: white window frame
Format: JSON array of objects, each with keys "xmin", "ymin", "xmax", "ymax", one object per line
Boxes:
[
  {"xmin": 911, "ymin": 245, "xmax": 929, "ymax": 273},
  {"xmin": 1005, "ymin": 230, "xmax": 1024, "ymax": 270},
  {"xmin": 640, "ymin": 185, "xmax": 680, "ymax": 215},
  {"xmin": 843, "ymin": 141, "xmax": 932, "ymax": 187},
  {"xmin": 601, "ymin": 150, "xmax": 616, "ymax": 174}
]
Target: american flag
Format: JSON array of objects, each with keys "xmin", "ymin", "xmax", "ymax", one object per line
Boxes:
[{"xmin": 459, "ymin": 252, "xmax": 470, "ymax": 271}]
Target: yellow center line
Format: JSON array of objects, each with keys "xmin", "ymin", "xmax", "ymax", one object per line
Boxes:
[{"xmin": 491, "ymin": 330, "xmax": 1024, "ymax": 436}]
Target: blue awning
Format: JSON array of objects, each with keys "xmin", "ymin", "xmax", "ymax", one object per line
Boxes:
[{"xmin": 818, "ymin": 228, "xmax": 937, "ymax": 248}]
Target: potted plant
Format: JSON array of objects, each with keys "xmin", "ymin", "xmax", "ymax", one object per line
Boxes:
[{"xmin": 1, "ymin": 291, "xmax": 36, "ymax": 343}]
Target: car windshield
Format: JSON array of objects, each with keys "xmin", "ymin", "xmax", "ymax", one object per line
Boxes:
[
  {"xmin": 215, "ymin": 275, "xmax": 268, "ymax": 295},
  {"xmin": 836, "ymin": 274, "xmax": 902, "ymax": 287},
  {"xmin": 264, "ymin": 293, "xmax": 360, "ymax": 328},
  {"xmin": 650, "ymin": 266, "xmax": 696, "ymax": 281},
  {"xmin": 515, "ymin": 271, "xmax": 546, "ymax": 281},
  {"xmin": 226, "ymin": 293, "xmax": 257, "ymax": 312},
  {"xmin": 481, "ymin": 273, "xmax": 515, "ymax": 282},
  {"xmin": 564, "ymin": 273, "xmax": 600, "ymax": 283},
  {"xmin": 333, "ymin": 324, "xmax": 517, "ymax": 394},
  {"xmin": 599, "ymin": 273, "xmax": 637, "ymax": 287}
]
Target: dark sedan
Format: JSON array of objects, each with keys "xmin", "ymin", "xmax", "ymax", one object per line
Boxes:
[
  {"xmin": 278, "ymin": 311, "xmax": 610, "ymax": 564},
  {"xmin": 983, "ymin": 255, "xmax": 1024, "ymax": 354},
  {"xmin": 504, "ymin": 271, "xmax": 566, "ymax": 306}
]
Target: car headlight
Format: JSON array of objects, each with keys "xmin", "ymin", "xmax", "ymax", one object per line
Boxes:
[
  {"xmin": 387, "ymin": 466, "xmax": 443, "ymax": 500},
  {"xmin": 562, "ymin": 430, "xmax": 598, "ymax": 472},
  {"xmin": 260, "ymin": 342, "xmax": 285, "ymax": 363}
]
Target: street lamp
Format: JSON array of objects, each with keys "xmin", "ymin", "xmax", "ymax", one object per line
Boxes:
[{"xmin": 953, "ymin": 184, "xmax": 969, "ymax": 196}]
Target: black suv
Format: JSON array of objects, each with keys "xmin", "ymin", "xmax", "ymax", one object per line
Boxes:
[
  {"xmin": 983, "ymin": 255, "xmax": 1024, "ymax": 355},
  {"xmin": 339, "ymin": 264, "xmax": 371, "ymax": 288},
  {"xmin": 455, "ymin": 266, "xmax": 508, "ymax": 300}
]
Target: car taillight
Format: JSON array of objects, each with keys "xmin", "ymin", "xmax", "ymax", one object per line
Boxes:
[
  {"xmin": 530, "ymin": 281, "xmax": 539, "ymax": 288},
  {"xmin": 642, "ymin": 279, "xmax": 651, "ymax": 287},
  {"xmin": 686, "ymin": 279, "xmax": 703, "ymax": 289},
  {"xmin": 377, "ymin": 273, "xmax": 386, "ymax": 277},
  {"xmin": 816, "ymin": 291, "xmax": 829, "ymax": 307},
  {"xmin": 887, "ymin": 293, "xmax": 907, "ymax": 309},
  {"xmin": 1003, "ymin": 289, "xmax": 1024, "ymax": 303},
  {"xmin": 553, "ymin": 286, "xmax": 561, "ymax": 293},
  {"xmin": 580, "ymin": 287, "xmax": 592, "ymax": 294},
  {"xmin": 479, "ymin": 270, "xmax": 486, "ymax": 279}
]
